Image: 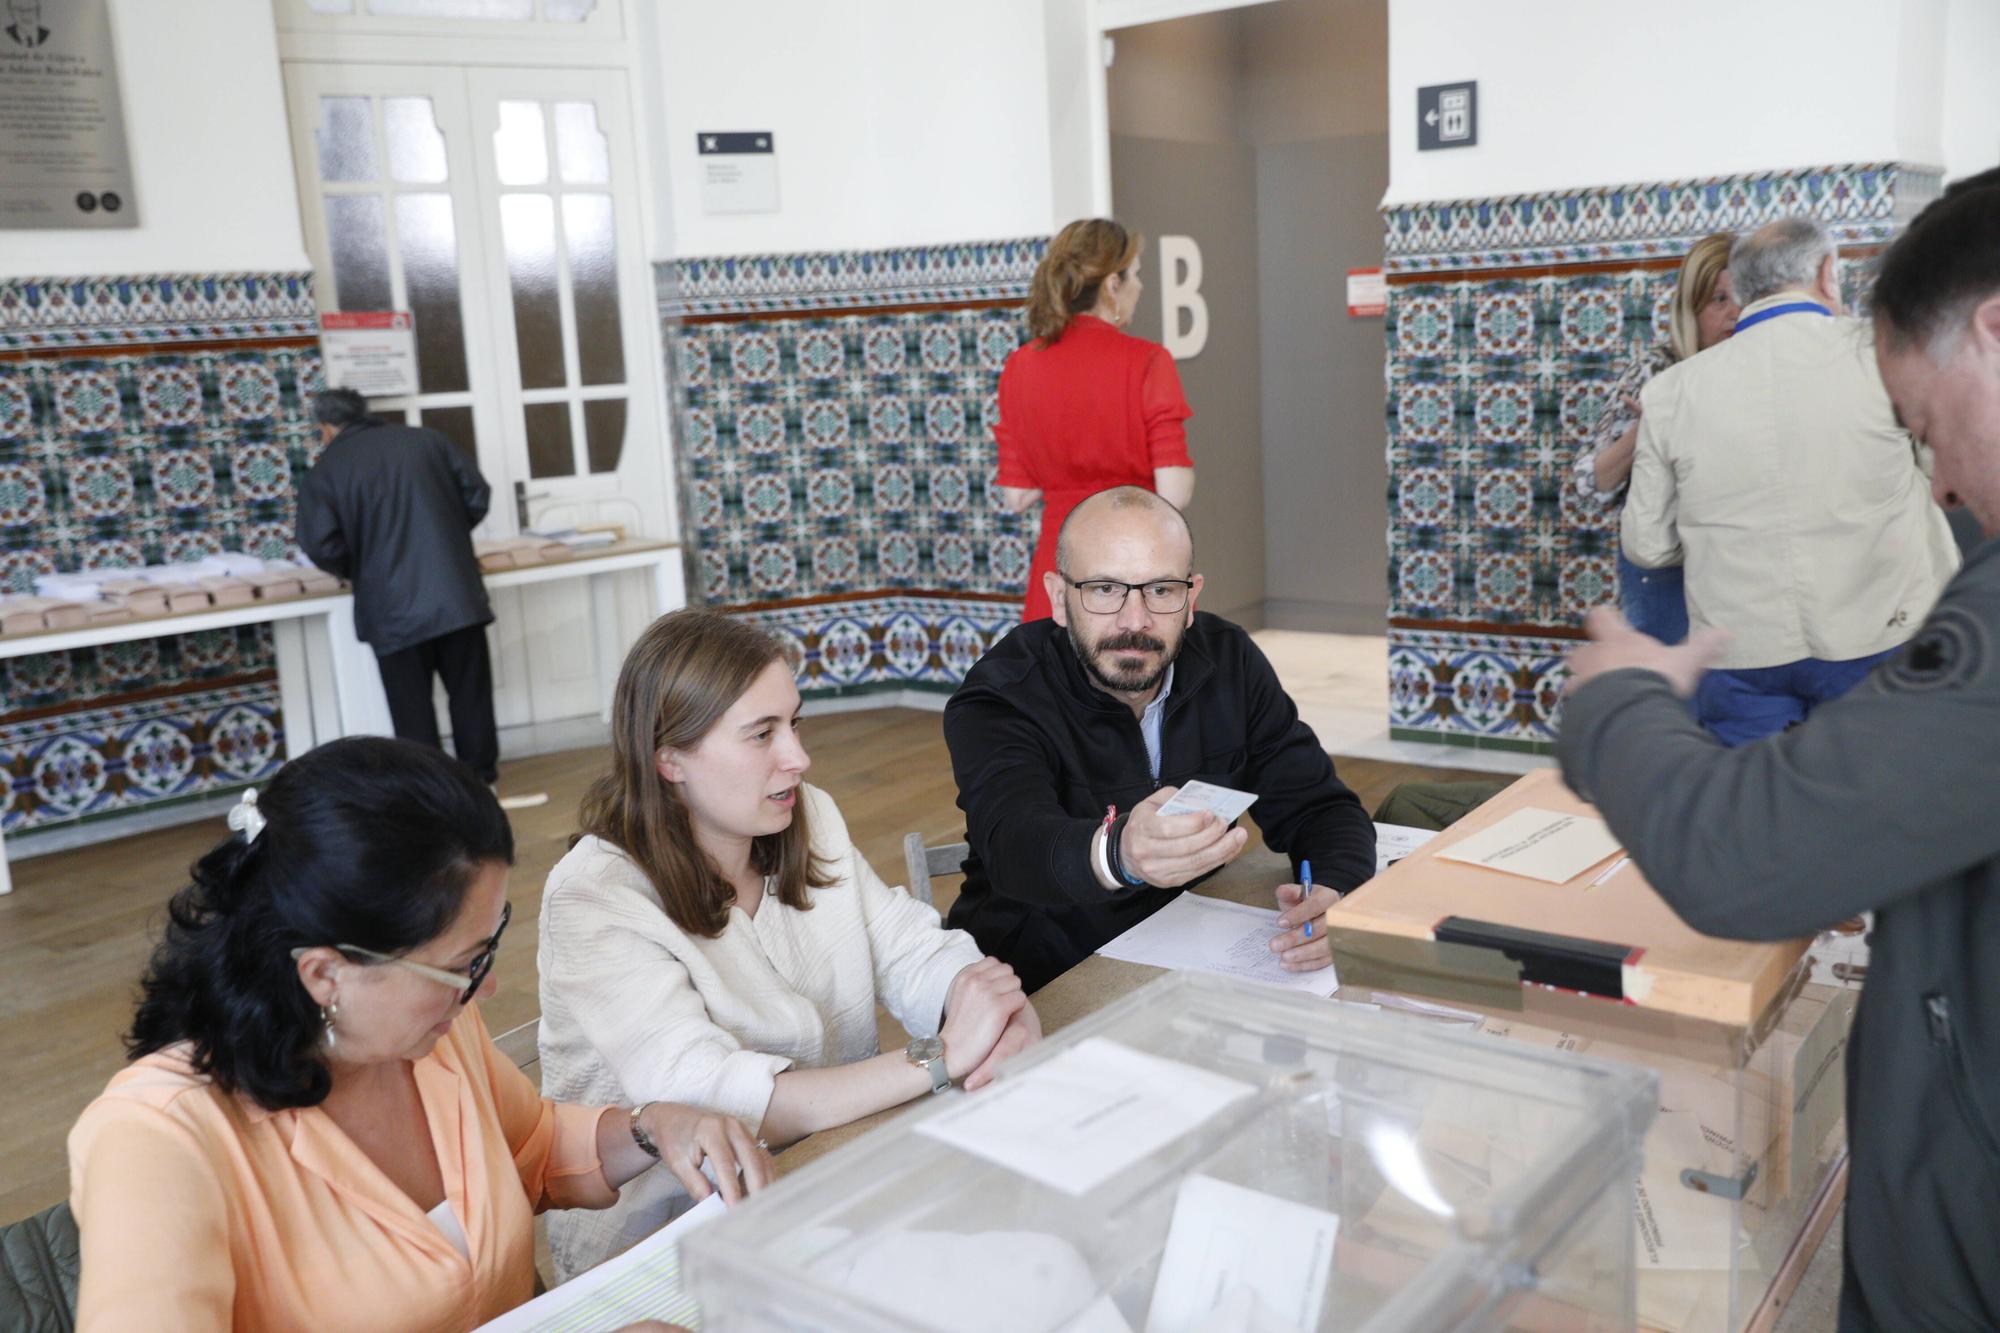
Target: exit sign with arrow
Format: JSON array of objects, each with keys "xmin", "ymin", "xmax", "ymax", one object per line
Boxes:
[{"xmin": 1417, "ymin": 82, "xmax": 1477, "ymax": 151}]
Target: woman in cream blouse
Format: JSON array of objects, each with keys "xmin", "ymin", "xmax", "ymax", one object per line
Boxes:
[
  {"xmin": 68, "ymin": 737, "xmax": 772, "ymax": 1332},
  {"xmin": 538, "ymin": 608, "xmax": 1042, "ymax": 1279}
]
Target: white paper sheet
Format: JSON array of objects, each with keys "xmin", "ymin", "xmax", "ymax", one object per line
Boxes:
[
  {"xmin": 1433, "ymin": 807, "xmax": 1622, "ymax": 883},
  {"xmin": 1632, "ymin": 1110, "xmax": 1734, "ymax": 1271},
  {"xmin": 474, "ymin": 1193, "xmax": 723, "ymax": 1332},
  {"xmin": 1156, "ymin": 780, "xmax": 1259, "ymax": 822},
  {"xmin": 914, "ymin": 1038, "xmax": 1255, "ymax": 1196},
  {"xmin": 808, "ymin": 1228, "xmax": 1112, "ymax": 1333},
  {"xmin": 1096, "ymin": 894, "xmax": 1340, "ymax": 997},
  {"xmin": 1372, "ymin": 822, "xmax": 1437, "ymax": 874},
  {"xmin": 1145, "ymin": 1176, "xmax": 1338, "ymax": 1333}
]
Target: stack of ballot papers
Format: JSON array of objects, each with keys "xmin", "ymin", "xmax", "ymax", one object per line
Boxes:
[
  {"xmin": 524, "ymin": 525, "xmax": 619, "ymax": 550},
  {"xmin": 1433, "ymin": 807, "xmax": 1622, "ymax": 883},
  {"xmin": 475, "ymin": 1194, "xmax": 722, "ymax": 1332}
]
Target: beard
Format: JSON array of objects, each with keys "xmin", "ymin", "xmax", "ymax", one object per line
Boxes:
[{"xmin": 1068, "ymin": 621, "xmax": 1180, "ymax": 696}]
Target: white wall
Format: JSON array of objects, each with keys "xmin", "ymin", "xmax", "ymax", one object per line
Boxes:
[
  {"xmin": 1941, "ymin": 0, "xmax": 2000, "ymax": 182},
  {"xmin": 1385, "ymin": 0, "xmax": 1946, "ymax": 204},
  {"xmin": 647, "ymin": 1, "xmax": 1057, "ymax": 258},
  {"xmin": 1045, "ymin": 0, "xmax": 1110, "ymax": 220},
  {"xmin": 0, "ymin": 0, "xmax": 307, "ymax": 279}
]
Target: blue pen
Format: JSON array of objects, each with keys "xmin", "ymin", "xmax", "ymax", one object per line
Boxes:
[{"xmin": 1300, "ymin": 860, "xmax": 1314, "ymax": 939}]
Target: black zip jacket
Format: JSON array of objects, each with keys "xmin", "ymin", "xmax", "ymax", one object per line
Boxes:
[
  {"xmin": 296, "ymin": 418, "xmax": 493, "ymax": 657},
  {"xmin": 1559, "ymin": 535, "xmax": 2000, "ymax": 1332},
  {"xmin": 943, "ymin": 613, "xmax": 1375, "ymax": 992}
]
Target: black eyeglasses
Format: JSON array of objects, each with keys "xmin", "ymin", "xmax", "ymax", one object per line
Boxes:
[
  {"xmin": 1061, "ymin": 575, "xmax": 1195, "ymax": 615},
  {"xmin": 298, "ymin": 902, "xmax": 512, "ymax": 1005}
]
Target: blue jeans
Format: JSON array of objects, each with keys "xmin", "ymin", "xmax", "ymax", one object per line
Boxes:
[
  {"xmin": 1694, "ymin": 649, "xmax": 1896, "ymax": 747},
  {"xmin": 1616, "ymin": 552, "xmax": 1688, "ymax": 644}
]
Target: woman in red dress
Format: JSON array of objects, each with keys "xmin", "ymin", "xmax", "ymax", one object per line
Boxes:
[{"xmin": 995, "ymin": 218, "xmax": 1195, "ymax": 621}]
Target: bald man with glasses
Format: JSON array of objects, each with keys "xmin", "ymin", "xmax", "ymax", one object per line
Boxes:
[{"xmin": 943, "ymin": 486, "xmax": 1376, "ymax": 991}]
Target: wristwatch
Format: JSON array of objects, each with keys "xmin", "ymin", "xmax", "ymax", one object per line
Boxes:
[
  {"xmin": 628, "ymin": 1102, "xmax": 661, "ymax": 1159},
  {"xmin": 905, "ymin": 1035, "xmax": 951, "ymax": 1094}
]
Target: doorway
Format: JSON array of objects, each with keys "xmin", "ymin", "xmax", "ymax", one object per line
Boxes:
[
  {"xmin": 282, "ymin": 60, "xmax": 668, "ymax": 730},
  {"xmin": 1104, "ymin": 0, "xmax": 1390, "ymax": 633}
]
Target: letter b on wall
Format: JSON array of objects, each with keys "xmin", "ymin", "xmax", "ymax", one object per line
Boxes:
[{"xmin": 1158, "ymin": 235, "xmax": 1208, "ymax": 360}]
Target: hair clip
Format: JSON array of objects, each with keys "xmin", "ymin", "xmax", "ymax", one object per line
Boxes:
[{"xmin": 226, "ymin": 788, "xmax": 266, "ymax": 844}]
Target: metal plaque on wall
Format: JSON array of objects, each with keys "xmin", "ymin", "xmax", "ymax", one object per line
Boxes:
[{"xmin": 0, "ymin": 0, "xmax": 137, "ymax": 229}]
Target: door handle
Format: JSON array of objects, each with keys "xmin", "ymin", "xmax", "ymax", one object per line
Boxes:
[{"xmin": 513, "ymin": 480, "xmax": 555, "ymax": 530}]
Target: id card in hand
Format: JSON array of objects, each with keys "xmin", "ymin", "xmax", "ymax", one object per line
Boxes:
[{"xmin": 1155, "ymin": 780, "xmax": 1258, "ymax": 823}]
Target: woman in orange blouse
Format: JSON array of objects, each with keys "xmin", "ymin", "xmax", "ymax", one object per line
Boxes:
[
  {"xmin": 67, "ymin": 737, "xmax": 773, "ymax": 1332},
  {"xmin": 996, "ymin": 218, "xmax": 1195, "ymax": 621}
]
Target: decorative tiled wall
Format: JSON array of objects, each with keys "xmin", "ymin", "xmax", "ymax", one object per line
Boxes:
[
  {"xmin": 1383, "ymin": 164, "xmax": 1937, "ymax": 752},
  {"xmin": 660, "ymin": 239, "xmax": 1045, "ymax": 700},
  {"xmin": 0, "ymin": 271, "xmax": 318, "ymax": 833}
]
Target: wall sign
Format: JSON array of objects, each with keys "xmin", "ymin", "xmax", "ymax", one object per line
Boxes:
[
  {"xmin": 1159, "ymin": 234, "xmax": 1208, "ymax": 360},
  {"xmin": 1346, "ymin": 267, "xmax": 1386, "ymax": 317},
  {"xmin": 0, "ymin": 0, "xmax": 137, "ymax": 229},
  {"xmin": 1417, "ymin": 81, "xmax": 1477, "ymax": 152},
  {"xmin": 698, "ymin": 131, "xmax": 779, "ymax": 215},
  {"xmin": 320, "ymin": 312, "xmax": 419, "ymax": 398}
]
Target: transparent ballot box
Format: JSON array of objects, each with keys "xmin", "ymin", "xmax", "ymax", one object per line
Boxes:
[
  {"xmin": 1332, "ymin": 961, "xmax": 1856, "ymax": 1333},
  {"xmin": 684, "ymin": 972, "xmax": 1658, "ymax": 1332},
  {"xmin": 1321, "ymin": 771, "xmax": 1857, "ymax": 1332}
]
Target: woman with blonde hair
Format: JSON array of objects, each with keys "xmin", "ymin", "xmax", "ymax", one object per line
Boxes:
[
  {"xmin": 537, "ymin": 608, "xmax": 1041, "ymax": 1280},
  {"xmin": 1571, "ymin": 231, "xmax": 1741, "ymax": 642},
  {"xmin": 995, "ymin": 217, "xmax": 1196, "ymax": 620}
]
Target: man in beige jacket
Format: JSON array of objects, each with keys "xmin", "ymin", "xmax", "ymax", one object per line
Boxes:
[{"xmin": 1621, "ymin": 216, "xmax": 1959, "ymax": 744}]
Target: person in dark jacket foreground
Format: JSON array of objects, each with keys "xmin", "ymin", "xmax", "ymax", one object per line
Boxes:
[
  {"xmin": 1558, "ymin": 168, "xmax": 2000, "ymax": 1332},
  {"xmin": 297, "ymin": 388, "xmax": 499, "ymax": 783},
  {"xmin": 944, "ymin": 486, "xmax": 1375, "ymax": 992}
]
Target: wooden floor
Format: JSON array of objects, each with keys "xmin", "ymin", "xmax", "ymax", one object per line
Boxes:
[{"xmin": 0, "ymin": 708, "xmax": 1492, "ymax": 1225}]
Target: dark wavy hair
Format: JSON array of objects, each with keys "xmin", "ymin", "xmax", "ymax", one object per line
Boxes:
[
  {"xmin": 126, "ymin": 737, "xmax": 514, "ymax": 1110},
  {"xmin": 1873, "ymin": 165, "xmax": 2000, "ymax": 351}
]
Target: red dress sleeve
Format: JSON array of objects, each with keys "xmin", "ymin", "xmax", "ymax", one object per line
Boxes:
[
  {"xmin": 992, "ymin": 352, "xmax": 1035, "ymax": 488},
  {"xmin": 1140, "ymin": 346, "xmax": 1194, "ymax": 470}
]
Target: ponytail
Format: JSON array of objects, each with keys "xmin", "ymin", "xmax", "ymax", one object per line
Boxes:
[{"xmin": 1024, "ymin": 218, "xmax": 1143, "ymax": 344}]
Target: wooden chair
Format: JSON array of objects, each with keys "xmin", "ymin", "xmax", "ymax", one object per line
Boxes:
[
  {"xmin": 493, "ymin": 1016, "xmax": 540, "ymax": 1079},
  {"xmin": 901, "ymin": 833, "xmax": 969, "ymax": 909}
]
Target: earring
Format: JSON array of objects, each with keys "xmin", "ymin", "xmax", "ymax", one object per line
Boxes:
[{"xmin": 322, "ymin": 998, "xmax": 339, "ymax": 1050}]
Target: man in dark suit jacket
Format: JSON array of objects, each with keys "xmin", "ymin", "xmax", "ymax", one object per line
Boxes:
[
  {"xmin": 944, "ymin": 487, "xmax": 1376, "ymax": 991},
  {"xmin": 297, "ymin": 388, "xmax": 499, "ymax": 783}
]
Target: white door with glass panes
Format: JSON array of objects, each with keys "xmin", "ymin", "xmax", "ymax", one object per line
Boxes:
[{"xmin": 283, "ymin": 62, "xmax": 671, "ymax": 731}]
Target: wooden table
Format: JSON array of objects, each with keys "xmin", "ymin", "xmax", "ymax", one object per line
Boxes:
[
  {"xmin": 774, "ymin": 790, "xmax": 1848, "ymax": 1333},
  {"xmin": 0, "ymin": 540, "xmax": 683, "ymax": 894},
  {"xmin": 778, "ymin": 846, "xmax": 1297, "ymax": 1174}
]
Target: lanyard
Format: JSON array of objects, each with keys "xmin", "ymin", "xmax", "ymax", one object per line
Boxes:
[{"xmin": 1733, "ymin": 301, "xmax": 1832, "ymax": 335}]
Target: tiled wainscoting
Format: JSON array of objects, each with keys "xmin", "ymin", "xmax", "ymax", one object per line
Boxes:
[
  {"xmin": 1382, "ymin": 163, "xmax": 1938, "ymax": 752},
  {"xmin": 0, "ymin": 274, "xmax": 320, "ymax": 833},
  {"xmin": 659, "ymin": 240, "xmax": 1046, "ymax": 699}
]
